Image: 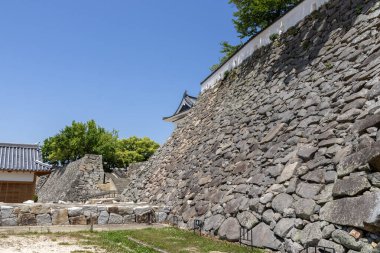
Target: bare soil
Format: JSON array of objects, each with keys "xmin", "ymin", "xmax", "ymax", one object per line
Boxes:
[{"xmin": 0, "ymin": 234, "xmax": 104, "ymax": 253}]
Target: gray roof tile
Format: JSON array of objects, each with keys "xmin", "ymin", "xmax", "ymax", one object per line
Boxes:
[{"xmin": 0, "ymin": 143, "xmax": 52, "ymax": 172}]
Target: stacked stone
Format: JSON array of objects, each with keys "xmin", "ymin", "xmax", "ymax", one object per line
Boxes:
[
  {"xmin": 38, "ymin": 155, "xmax": 105, "ymax": 202},
  {"xmin": 0, "ymin": 204, "xmax": 169, "ymax": 226},
  {"xmin": 121, "ymin": 0, "xmax": 380, "ymax": 252}
]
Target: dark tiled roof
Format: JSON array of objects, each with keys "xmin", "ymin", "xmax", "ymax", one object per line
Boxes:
[
  {"xmin": 163, "ymin": 91, "xmax": 197, "ymax": 122},
  {"xmin": 0, "ymin": 143, "xmax": 52, "ymax": 172}
]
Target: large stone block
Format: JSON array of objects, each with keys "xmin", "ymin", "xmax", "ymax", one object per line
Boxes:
[
  {"xmin": 249, "ymin": 223, "xmax": 281, "ymax": 250},
  {"xmin": 69, "ymin": 215, "xmax": 87, "ymax": 225},
  {"xmin": 337, "ymin": 141, "xmax": 380, "ymax": 177},
  {"xmin": 320, "ymin": 192, "xmax": 380, "ymax": 232},
  {"xmin": 204, "ymin": 214, "xmax": 225, "ymax": 231},
  {"xmin": 352, "ymin": 113, "xmax": 380, "ymax": 133},
  {"xmin": 51, "ymin": 209, "xmax": 69, "ymax": 225},
  {"xmin": 18, "ymin": 213, "xmax": 37, "ymax": 226},
  {"xmin": 218, "ymin": 217, "xmax": 240, "ymax": 242},
  {"xmin": 36, "ymin": 214, "xmax": 52, "ymax": 226},
  {"xmin": 108, "ymin": 213, "xmax": 123, "ymax": 224},
  {"xmin": 272, "ymin": 193, "xmax": 294, "ymax": 213},
  {"xmin": 98, "ymin": 211, "xmax": 109, "ymax": 225},
  {"xmin": 332, "ymin": 176, "xmax": 371, "ymax": 197}
]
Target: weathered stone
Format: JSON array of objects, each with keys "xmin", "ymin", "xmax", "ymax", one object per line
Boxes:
[
  {"xmin": 36, "ymin": 213, "xmax": 52, "ymax": 226},
  {"xmin": 293, "ymin": 198, "xmax": 316, "ymax": 220},
  {"xmin": 322, "ymin": 224, "xmax": 336, "ymax": 239},
  {"xmin": 51, "ymin": 209, "xmax": 69, "ymax": 225},
  {"xmin": 261, "ymin": 123, "xmax": 286, "ymax": 143},
  {"xmin": 69, "ymin": 215, "xmax": 87, "ymax": 225},
  {"xmin": 218, "ymin": 217, "xmax": 240, "ymax": 242},
  {"xmin": 332, "ymin": 230, "xmax": 363, "ymax": 251},
  {"xmin": 1, "ymin": 218, "xmax": 17, "ymax": 226},
  {"xmin": 249, "ymin": 223, "xmax": 281, "ymax": 250},
  {"xmin": 337, "ymin": 141, "xmax": 380, "ymax": 176},
  {"xmin": 296, "ymin": 182, "xmax": 322, "ymax": 199},
  {"xmin": 284, "ymin": 239, "xmax": 303, "ymax": 253},
  {"xmin": 320, "ymin": 192, "xmax": 380, "ymax": 232},
  {"xmin": 368, "ymin": 172, "xmax": 380, "ymax": 187},
  {"xmin": 68, "ymin": 207, "xmax": 83, "ymax": 217},
  {"xmin": 272, "ymin": 193, "xmax": 294, "ymax": 213},
  {"xmin": 98, "ymin": 211, "xmax": 110, "ymax": 225},
  {"xmin": 332, "ymin": 176, "xmax": 371, "ymax": 197},
  {"xmin": 274, "ymin": 218, "xmax": 296, "ymax": 237},
  {"xmin": 318, "ymin": 239, "xmax": 345, "ymax": 253},
  {"xmin": 277, "ymin": 162, "xmax": 299, "ymax": 183},
  {"xmin": 18, "ymin": 213, "xmax": 37, "ymax": 226},
  {"xmin": 199, "ymin": 175, "xmax": 212, "ymax": 186},
  {"xmin": 352, "ymin": 113, "xmax": 380, "ymax": 133},
  {"xmin": 155, "ymin": 212, "xmax": 167, "ymax": 223},
  {"xmin": 1, "ymin": 206, "xmax": 14, "ymax": 219},
  {"xmin": 299, "ymin": 222, "xmax": 323, "ymax": 246},
  {"xmin": 297, "ymin": 146, "xmax": 318, "ymax": 161},
  {"xmin": 237, "ymin": 211, "xmax": 259, "ymax": 229},
  {"xmin": 204, "ymin": 214, "xmax": 225, "ymax": 231},
  {"xmin": 108, "ymin": 213, "xmax": 123, "ymax": 224},
  {"xmin": 301, "ymin": 169, "xmax": 325, "ymax": 183}
]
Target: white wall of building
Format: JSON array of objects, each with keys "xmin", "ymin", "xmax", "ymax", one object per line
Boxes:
[
  {"xmin": 201, "ymin": 0, "xmax": 330, "ymax": 92},
  {"xmin": 0, "ymin": 171, "xmax": 34, "ymax": 182}
]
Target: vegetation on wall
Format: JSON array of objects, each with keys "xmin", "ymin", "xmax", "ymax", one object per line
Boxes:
[
  {"xmin": 211, "ymin": 0, "xmax": 301, "ymax": 71},
  {"xmin": 42, "ymin": 120, "xmax": 159, "ymax": 168}
]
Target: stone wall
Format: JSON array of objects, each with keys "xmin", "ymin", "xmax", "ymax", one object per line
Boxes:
[
  {"xmin": 122, "ymin": 0, "xmax": 380, "ymax": 252},
  {"xmin": 38, "ymin": 155, "xmax": 105, "ymax": 203},
  {"xmin": 0, "ymin": 203, "xmax": 169, "ymax": 226}
]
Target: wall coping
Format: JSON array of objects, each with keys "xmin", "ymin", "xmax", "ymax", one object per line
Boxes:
[{"xmin": 200, "ymin": 0, "xmax": 330, "ymax": 92}]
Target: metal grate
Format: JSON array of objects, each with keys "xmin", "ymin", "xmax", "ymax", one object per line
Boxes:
[
  {"xmin": 193, "ymin": 219, "xmax": 204, "ymax": 235},
  {"xmin": 240, "ymin": 227, "xmax": 254, "ymax": 249},
  {"xmin": 300, "ymin": 246, "xmax": 335, "ymax": 253}
]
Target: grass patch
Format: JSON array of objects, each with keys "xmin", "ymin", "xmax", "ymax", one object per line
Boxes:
[{"xmin": 123, "ymin": 227, "xmax": 262, "ymax": 253}]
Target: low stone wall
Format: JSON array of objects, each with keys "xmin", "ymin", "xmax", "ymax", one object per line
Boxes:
[{"xmin": 0, "ymin": 203, "xmax": 170, "ymax": 227}]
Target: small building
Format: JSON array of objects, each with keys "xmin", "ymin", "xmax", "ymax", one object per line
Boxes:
[
  {"xmin": 163, "ymin": 91, "xmax": 197, "ymax": 125},
  {"xmin": 0, "ymin": 143, "xmax": 52, "ymax": 203}
]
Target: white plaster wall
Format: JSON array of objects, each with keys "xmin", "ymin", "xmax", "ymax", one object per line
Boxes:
[
  {"xmin": 0, "ymin": 171, "xmax": 34, "ymax": 182},
  {"xmin": 201, "ymin": 0, "xmax": 330, "ymax": 92}
]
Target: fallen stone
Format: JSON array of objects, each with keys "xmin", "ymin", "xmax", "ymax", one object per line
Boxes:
[
  {"xmin": 332, "ymin": 176, "xmax": 371, "ymax": 197},
  {"xmin": 320, "ymin": 192, "xmax": 380, "ymax": 232},
  {"xmin": 218, "ymin": 217, "xmax": 240, "ymax": 242},
  {"xmin": 249, "ymin": 223, "xmax": 281, "ymax": 250}
]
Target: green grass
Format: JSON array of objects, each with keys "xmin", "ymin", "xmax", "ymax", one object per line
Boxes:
[{"xmin": 89, "ymin": 227, "xmax": 263, "ymax": 253}]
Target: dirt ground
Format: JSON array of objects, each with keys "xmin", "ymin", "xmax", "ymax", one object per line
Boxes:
[{"xmin": 0, "ymin": 234, "xmax": 104, "ymax": 253}]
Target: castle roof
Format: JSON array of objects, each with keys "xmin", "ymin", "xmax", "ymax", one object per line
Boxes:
[
  {"xmin": 163, "ymin": 91, "xmax": 197, "ymax": 123},
  {"xmin": 0, "ymin": 143, "xmax": 52, "ymax": 173}
]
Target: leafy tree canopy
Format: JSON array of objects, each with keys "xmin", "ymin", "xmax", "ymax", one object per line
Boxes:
[
  {"xmin": 211, "ymin": 0, "xmax": 301, "ymax": 70},
  {"xmin": 42, "ymin": 120, "xmax": 159, "ymax": 168}
]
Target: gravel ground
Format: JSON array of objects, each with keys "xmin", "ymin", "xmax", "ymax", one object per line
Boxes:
[{"xmin": 0, "ymin": 234, "xmax": 104, "ymax": 253}]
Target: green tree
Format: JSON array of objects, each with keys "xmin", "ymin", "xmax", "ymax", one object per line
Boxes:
[
  {"xmin": 42, "ymin": 120, "xmax": 118, "ymax": 166},
  {"xmin": 211, "ymin": 0, "xmax": 301, "ymax": 70},
  {"xmin": 115, "ymin": 137, "xmax": 160, "ymax": 168}
]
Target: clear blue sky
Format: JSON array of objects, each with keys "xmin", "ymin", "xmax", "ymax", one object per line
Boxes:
[{"xmin": 0, "ymin": 1, "xmax": 239, "ymax": 145}]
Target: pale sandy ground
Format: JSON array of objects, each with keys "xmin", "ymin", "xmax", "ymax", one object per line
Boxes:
[{"xmin": 0, "ymin": 234, "xmax": 105, "ymax": 253}]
